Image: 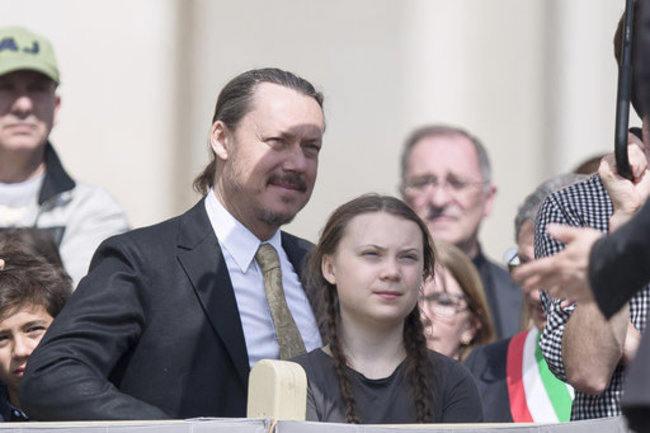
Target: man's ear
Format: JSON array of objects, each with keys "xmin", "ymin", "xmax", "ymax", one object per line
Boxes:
[
  {"xmin": 482, "ymin": 183, "xmax": 497, "ymax": 218},
  {"xmin": 210, "ymin": 121, "xmax": 230, "ymax": 160},
  {"xmin": 321, "ymin": 254, "xmax": 336, "ymax": 285},
  {"xmin": 52, "ymin": 94, "xmax": 61, "ymax": 127}
]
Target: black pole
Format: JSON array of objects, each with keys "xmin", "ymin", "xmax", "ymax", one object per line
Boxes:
[{"xmin": 615, "ymin": 0, "xmax": 635, "ymax": 181}]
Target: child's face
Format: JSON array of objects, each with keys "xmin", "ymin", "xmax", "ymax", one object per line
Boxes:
[
  {"xmin": 0, "ymin": 304, "xmax": 54, "ymax": 397},
  {"xmin": 321, "ymin": 211, "xmax": 424, "ymax": 330}
]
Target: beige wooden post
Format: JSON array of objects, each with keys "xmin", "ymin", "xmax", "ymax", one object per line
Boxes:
[{"xmin": 246, "ymin": 359, "xmax": 308, "ymax": 421}]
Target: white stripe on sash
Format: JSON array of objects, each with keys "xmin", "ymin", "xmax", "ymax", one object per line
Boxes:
[{"xmin": 521, "ymin": 328, "xmax": 559, "ymax": 422}]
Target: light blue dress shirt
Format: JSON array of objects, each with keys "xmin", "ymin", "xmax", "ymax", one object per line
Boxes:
[{"xmin": 205, "ymin": 190, "xmax": 322, "ymax": 367}]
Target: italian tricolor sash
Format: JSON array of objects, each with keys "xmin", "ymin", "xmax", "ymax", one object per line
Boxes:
[{"xmin": 506, "ymin": 328, "xmax": 574, "ymax": 422}]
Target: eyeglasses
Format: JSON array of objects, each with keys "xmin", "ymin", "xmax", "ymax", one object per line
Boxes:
[
  {"xmin": 504, "ymin": 248, "xmax": 521, "ymax": 272},
  {"xmin": 420, "ymin": 292, "xmax": 470, "ymax": 318},
  {"xmin": 504, "ymin": 247, "xmax": 532, "ymax": 273},
  {"xmin": 402, "ymin": 175, "xmax": 487, "ymax": 196}
]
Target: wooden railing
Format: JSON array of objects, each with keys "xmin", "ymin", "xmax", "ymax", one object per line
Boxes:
[{"xmin": 0, "ymin": 360, "xmax": 630, "ymax": 432}]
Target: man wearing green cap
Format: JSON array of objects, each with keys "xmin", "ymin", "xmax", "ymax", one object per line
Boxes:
[{"xmin": 0, "ymin": 27, "xmax": 128, "ymax": 287}]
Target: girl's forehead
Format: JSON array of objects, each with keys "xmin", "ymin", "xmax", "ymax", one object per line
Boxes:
[{"xmin": 343, "ymin": 212, "xmax": 421, "ymax": 240}]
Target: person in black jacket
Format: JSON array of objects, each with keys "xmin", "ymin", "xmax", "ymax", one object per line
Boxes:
[
  {"xmin": 399, "ymin": 124, "xmax": 522, "ymax": 340},
  {"xmin": 19, "ymin": 68, "xmax": 327, "ymax": 420}
]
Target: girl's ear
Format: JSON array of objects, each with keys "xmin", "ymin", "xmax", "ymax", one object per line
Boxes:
[{"xmin": 321, "ymin": 254, "xmax": 336, "ymax": 285}]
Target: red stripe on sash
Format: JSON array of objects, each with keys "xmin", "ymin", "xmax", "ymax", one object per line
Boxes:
[{"xmin": 506, "ymin": 330, "xmax": 534, "ymax": 422}]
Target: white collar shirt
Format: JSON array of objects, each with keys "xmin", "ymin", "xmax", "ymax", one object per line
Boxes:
[{"xmin": 204, "ymin": 190, "xmax": 322, "ymax": 367}]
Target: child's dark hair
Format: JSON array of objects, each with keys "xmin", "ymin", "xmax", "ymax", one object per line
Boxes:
[
  {"xmin": 303, "ymin": 194, "xmax": 436, "ymax": 423},
  {"xmin": 0, "ymin": 228, "xmax": 64, "ymax": 269},
  {"xmin": 0, "ymin": 242, "xmax": 72, "ymax": 320}
]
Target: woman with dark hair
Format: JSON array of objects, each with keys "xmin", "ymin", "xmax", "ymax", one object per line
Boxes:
[{"xmin": 293, "ymin": 194, "xmax": 482, "ymax": 424}]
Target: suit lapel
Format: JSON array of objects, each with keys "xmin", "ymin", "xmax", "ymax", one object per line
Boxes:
[
  {"xmin": 281, "ymin": 232, "xmax": 311, "ymax": 276},
  {"xmin": 176, "ymin": 200, "xmax": 249, "ymax": 386},
  {"xmin": 281, "ymin": 232, "xmax": 324, "ymax": 338}
]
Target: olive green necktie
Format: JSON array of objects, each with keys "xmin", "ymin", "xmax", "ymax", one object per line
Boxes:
[{"xmin": 256, "ymin": 243, "xmax": 306, "ymax": 359}]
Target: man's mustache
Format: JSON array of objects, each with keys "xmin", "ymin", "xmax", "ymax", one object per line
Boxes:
[
  {"xmin": 268, "ymin": 173, "xmax": 307, "ymax": 192},
  {"xmin": 426, "ymin": 206, "xmax": 461, "ymax": 220}
]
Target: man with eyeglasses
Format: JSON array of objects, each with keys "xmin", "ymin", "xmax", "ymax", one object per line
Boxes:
[{"xmin": 400, "ymin": 124, "xmax": 522, "ymax": 339}]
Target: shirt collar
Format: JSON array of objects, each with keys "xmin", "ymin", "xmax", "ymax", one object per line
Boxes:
[
  {"xmin": 205, "ymin": 189, "xmax": 282, "ymax": 272},
  {"xmin": 0, "ymin": 383, "xmax": 28, "ymax": 421}
]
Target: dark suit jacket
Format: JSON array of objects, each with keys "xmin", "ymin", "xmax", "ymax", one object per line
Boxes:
[
  {"xmin": 587, "ymin": 199, "xmax": 650, "ymax": 432},
  {"xmin": 464, "ymin": 338, "xmax": 513, "ymax": 422},
  {"xmin": 473, "ymin": 247, "xmax": 523, "ymax": 339},
  {"xmin": 20, "ymin": 199, "xmax": 315, "ymax": 420}
]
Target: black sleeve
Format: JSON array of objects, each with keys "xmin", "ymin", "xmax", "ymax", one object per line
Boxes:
[
  {"xmin": 440, "ymin": 358, "xmax": 484, "ymax": 422},
  {"xmin": 19, "ymin": 236, "xmax": 169, "ymax": 420},
  {"xmin": 589, "ymin": 199, "xmax": 650, "ymax": 318}
]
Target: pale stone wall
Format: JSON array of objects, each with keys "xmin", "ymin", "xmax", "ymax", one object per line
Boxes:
[{"xmin": 3, "ymin": 0, "xmax": 629, "ymax": 265}]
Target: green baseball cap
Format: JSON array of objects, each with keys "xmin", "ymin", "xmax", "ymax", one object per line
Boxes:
[{"xmin": 0, "ymin": 26, "xmax": 59, "ymax": 83}]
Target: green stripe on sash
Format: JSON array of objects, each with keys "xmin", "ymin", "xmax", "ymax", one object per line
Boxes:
[{"xmin": 535, "ymin": 333, "xmax": 572, "ymax": 421}]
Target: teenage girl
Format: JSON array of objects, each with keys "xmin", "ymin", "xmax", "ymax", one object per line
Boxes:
[{"xmin": 293, "ymin": 194, "xmax": 483, "ymax": 423}]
